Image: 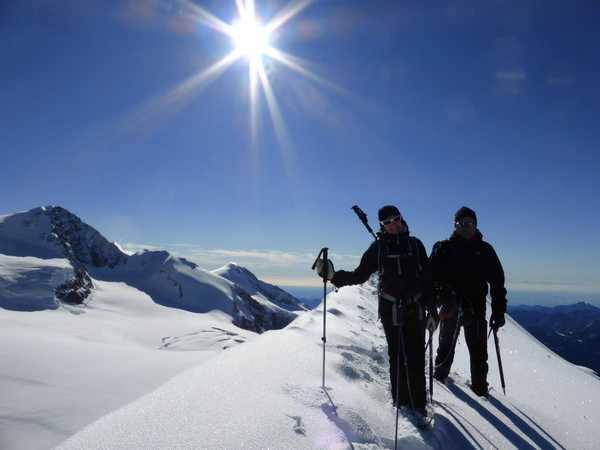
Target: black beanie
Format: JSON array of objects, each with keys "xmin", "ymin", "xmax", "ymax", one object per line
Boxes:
[
  {"xmin": 455, "ymin": 206, "xmax": 477, "ymax": 226},
  {"xmin": 378, "ymin": 205, "xmax": 401, "ymax": 222}
]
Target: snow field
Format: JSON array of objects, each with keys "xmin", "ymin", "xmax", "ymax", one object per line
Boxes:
[
  {"xmin": 0, "ymin": 274, "xmax": 255, "ymax": 450},
  {"xmin": 58, "ymin": 282, "xmax": 600, "ymax": 449}
]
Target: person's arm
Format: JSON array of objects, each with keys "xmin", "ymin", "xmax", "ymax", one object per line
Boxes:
[
  {"xmin": 485, "ymin": 243, "xmax": 507, "ymax": 315},
  {"xmin": 331, "ymin": 241, "xmax": 378, "ymax": 288},
  {"xmin": 430, "ymin": 241, "xmax": 456, "ymax": 306},
  {"xmin": 415, "ymin": 238, "xmax": 434, "ymax": 311}
]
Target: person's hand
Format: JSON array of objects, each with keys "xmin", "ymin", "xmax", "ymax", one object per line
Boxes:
[
  {"xmin": 489, "ymin": 311, "xmax": 505, "ymax": 331},
  {"xmin": 426, "ymin": 308, "xmax": 439, "ymax": 334},
  {"xmin": 315, "ymin": 259, "xmax": 335, "ymax": 281}
]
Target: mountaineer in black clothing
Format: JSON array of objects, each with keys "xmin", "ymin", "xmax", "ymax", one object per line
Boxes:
[
  {"xmin": 316, "ymin": 205, "xmax": 438, "ymax": 414},
  {"xmin": 431, "ymin": 206, "xmax": 507, "ymax": 397}
]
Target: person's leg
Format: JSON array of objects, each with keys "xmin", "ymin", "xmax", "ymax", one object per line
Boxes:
[
  {"xmin": 434, "ymin": 310, "xmax": 460, "ymax": 381},
  {"xmin": 403, "ymin": 310, "xmax": 426, "ymax": 410},
  {"xmin": 380, "ymin": 313, "xmax": 400, "ymax": 405},
  {"xmin": 464, "ymin": 315, "xmax": 489, "ymax": 396}
]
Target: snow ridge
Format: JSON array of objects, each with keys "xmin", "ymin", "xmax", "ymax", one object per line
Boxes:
[{"xmin": 57, "ymin": 282, "xmax": 600, "ymax": 450}]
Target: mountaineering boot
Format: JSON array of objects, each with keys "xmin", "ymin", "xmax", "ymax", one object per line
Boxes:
[
  {"xmin": 411, "ymin": 407, "xmax": 434, "ymax": 430},
  {"xmin": 433, "ymin": 372, "xmax": 447, "ymax": 385},
  {"xmin": 470, "ymin": 383, "xmax": 489, "ymax": 398}
]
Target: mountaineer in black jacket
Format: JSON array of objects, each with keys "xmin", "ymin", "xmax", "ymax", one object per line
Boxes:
[
  {"xmin": 431, "ymin": 206, "xmax": 507, "ymax": 397},
  {"xmin": 316, "ymin": 205, "xmax": 437, "ymax": 414}
]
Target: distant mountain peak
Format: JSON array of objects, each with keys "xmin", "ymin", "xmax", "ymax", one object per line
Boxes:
[
  {"xmin": 213, "ymin": 262, "xmax": 307, "ymax": 312},
  {"xmin": 0, "ymin": 205, "xmax": 124, "ymax": 268},
  {"xmin": 1, "ymin": 206, "xmax": 305, "ymax": 333}
]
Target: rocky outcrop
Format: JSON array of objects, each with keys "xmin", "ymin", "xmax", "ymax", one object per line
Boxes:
[
  {"xmin": 46, "ymin": 206, "xmax": 125, "ymax": 269},
  {"xmin": 55, "ymin": 270, "xmax": 94, "ymax": 304},
  {"xmin": 232, "ymin": 287, "xmax": 297, "ymax": 333}
]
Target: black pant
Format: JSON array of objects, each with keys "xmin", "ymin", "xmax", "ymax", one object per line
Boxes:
[
  {"xmin": 380, "ymin": 304, "xmax": 426, "ymax": 410},
  {"xmin": 434, "ymin": 311, "xmax": 488, "ymax": 393}
]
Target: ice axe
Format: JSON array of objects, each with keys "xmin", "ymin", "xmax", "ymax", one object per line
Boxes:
[
  {"xmin": 351, "ymin": 205, "xmax": 378, "ymax": 241},
  {"xmin": 488, "ymin": 326, "xmax": 506, "ymax": 395}
]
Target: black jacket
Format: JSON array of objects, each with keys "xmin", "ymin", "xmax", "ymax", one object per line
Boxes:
[
  {"xmin": 430, "ymin": 230, "xmax": 507, "ymax": 318},
  {"xmin": 331, "ymin": 228, "xmax": 433, "ymax": 318}
]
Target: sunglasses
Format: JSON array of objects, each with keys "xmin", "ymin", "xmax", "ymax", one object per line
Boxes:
[
  {"xmin": 455, "ymin": 220, "xmax": 475, "ymax": 228},
  {"xmin": 381, "ymin": 215, "xmax": 402, "ymax": 226}
]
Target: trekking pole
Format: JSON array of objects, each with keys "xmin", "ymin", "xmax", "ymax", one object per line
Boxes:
[
  {"xmin": 395, "ymin": 329, "xmax": 401, "ymax": 450},
  {"xmin": 351, "ymin": 205, "xmax": 378, "ymax": 240},
  {"xmin": 395, "ymin": 306, "xmax": 414, "ymax": 450},
  {"xmin": 434, "ymin": 307, "xmax": 463, "ymax": 370},
  {"xmin": 311, "ymin": 247, "xmax": 329, "ymax": 389},
  {"xmin": 491, "ymin": 327, "xmax": 506, "ymax": 395},
  {"xmin": 428, "ymin": 328, "xmax": 434, "ymax": 403}
]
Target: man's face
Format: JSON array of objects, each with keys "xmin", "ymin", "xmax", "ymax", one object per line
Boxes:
[
  {"xmin": 381, "ymin": 215, "xmax": 405, "ymax": 235},
  {"xmin": 455, "ymin": 217, "xmax": 477, "ymax": 239}
]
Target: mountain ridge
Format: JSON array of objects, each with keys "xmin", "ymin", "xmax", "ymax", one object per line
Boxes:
[
  {"xmin": 0, "ymin": 206, "xmax": 304, "ymax": 332},
  {"xmin": 509, "ymin": 302, "xmax": 600, "ymax": 375}
]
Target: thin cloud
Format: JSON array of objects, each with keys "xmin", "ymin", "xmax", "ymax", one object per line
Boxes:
[
  {"xmin": 496, "ymin": 70, "xmax": 526, "ymax": 81},
  {"xmin": 118, "ymin": 242, "xmax": 359, "ymax": 274}
]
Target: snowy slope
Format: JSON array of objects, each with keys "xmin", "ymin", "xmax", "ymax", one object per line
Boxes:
[
  {"xmin": 0, "ymin": 207, "xmax": 123, "ymax": 266},
  {"xmin": 58, "ymin": 281, "xmax": 600, "ymax": 450},
  {"xmin": 0, "ymin": 275, "xmax": 256, "ymax": 450},
  {"xmin": 0, "ymin": 255, "xmax": 73, "ymax": 310},
  {"xmin": 0, "ymin": 207, "xmax": 308, "ymax": 449}
]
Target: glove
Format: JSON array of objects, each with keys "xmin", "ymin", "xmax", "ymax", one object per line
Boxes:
[
  {"xmin": 489, "ymin": 311, "xmax": 505, "ymax": 331},
  {"xmin": 315, "ymin": 258, "xmax": 335, "ymax": 281},
  {"xmin": 425, "ymin": 308, "xmax": 439, "ymax": 334},
  {"xmin": 439, "ymin": 302, "xmax": 457, "ymax": 321}
]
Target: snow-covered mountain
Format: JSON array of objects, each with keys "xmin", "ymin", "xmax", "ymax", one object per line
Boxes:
[
  {"xmin": 4, "ymin": 207, "xmax": 600, "ymax": 449},
  {"xmin": 0, "ymin": 206, "xmax": 304, "ymax": 332},
  {"xmin": 510, "ymin": 302, "xmax": 600, "ymax": 375},
  {"xmin": 56, "ymin": 281, "xmax": 600, "ymax": 450},
  {"xmin": 214, "ymin": 262, "xmax": 309, "ymax": 311}
]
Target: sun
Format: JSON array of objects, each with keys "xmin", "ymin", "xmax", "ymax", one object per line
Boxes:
[
  {"xmin": 137, "ymin": 0, "xmax": 344, "ymax": 153},
  {"xmin": 231, "ymin": 16, "xmax": 271, "ymax": 63}
]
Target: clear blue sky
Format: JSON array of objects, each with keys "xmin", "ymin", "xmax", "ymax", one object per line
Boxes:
[{"xmin": 2, "ymin": 1, "xmax": 599, "ymax": 299}]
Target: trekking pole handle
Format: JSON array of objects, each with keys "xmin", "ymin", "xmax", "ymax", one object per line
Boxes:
[{"xmin": 311, "ymin": 247, "xmax": 328, "ymax": 271}]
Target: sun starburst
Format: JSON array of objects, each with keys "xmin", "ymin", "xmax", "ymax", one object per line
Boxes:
[
  {"xmin": 131, "ymin": 0, "xmax": 344, "ymax": 156},
  {"xmin": 231, "ymin": 15, "xmax": 271, "ymax": 64}
]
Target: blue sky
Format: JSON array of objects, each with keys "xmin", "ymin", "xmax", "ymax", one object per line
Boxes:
[{"xmin": 2, "ymin": 1, "xmax": 599, "ymax": 299}]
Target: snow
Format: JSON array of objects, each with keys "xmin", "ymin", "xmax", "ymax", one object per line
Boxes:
[
  {"xmin": 92, "ymin": 251, "xmax": 236, "ymax": 314},
  {"xmin": 56, "ymin": 281, "xmax": 600, "ymax": 450},
  {"xmin": 0, "ymin": 206, "xmax": 302, "ymax": 332},
  {"xmin": 0, "ymin": 272, "xmax": 256, "ymax": 450},
  {"xmin": 3, "ymin": 206, "xmax": 600, "ymax": 449},
  {"xmin": 0, "ymin": 255, "xmax": 72, "ymax": 310},
  {"xmin": 0, "ymin": 209, "xmax": 64, "ymax": 259},
  {"xmin": 213, "ymin": 262, "xmax": 307, "ymax": 312}
]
